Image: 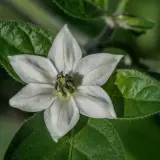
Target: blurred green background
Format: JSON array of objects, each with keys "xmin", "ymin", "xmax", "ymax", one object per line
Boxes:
[{"xmin": 0, "ymin": 0, "xmax": 160, "ymax": 159}]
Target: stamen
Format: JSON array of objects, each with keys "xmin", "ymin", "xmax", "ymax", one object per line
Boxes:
[{"xmin": 55, "ymin": 72, "xmax": 75, "ymax": 97}]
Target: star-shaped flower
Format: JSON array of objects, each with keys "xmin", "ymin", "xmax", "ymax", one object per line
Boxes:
[{"xmin": 9, "ymin": 25, "xmax": 123, "ymax": 142}]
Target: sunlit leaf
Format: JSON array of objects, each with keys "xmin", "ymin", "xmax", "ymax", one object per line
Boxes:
[{"xmin": 115, "ymin": 70, "xmax": 160, "ymax": 118}]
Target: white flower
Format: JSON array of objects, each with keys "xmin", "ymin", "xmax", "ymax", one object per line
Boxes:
[{"xmin": 8, "ymin": 25, "xmax": 123, "ymax": 142}]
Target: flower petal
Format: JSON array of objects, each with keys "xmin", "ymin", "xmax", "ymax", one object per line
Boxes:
[
  {"xmin": 74, "ymin": 86, "xmax": 116, "ymax": 119},
  {"xmin": 48, "ymin": 25, "xmax": 82, "ymax": 74},
  {"xmin": 44, "ymin": 97, "xmax": 79, "ymax": 142},
  {"xmin": 8, "ymin": 55, "xmax": 57, "ymax": 84},
  {"xmin": 75, "ymin": 53, "xmax": 123, "ymax": 86},
  {"xmin": 9, "ymin": 83, "xmax": 55, "ymax": 112}
]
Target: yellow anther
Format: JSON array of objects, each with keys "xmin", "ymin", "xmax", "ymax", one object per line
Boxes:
[{"xmin": 59, "ymin": 77, "xmax": 66, "ymax": 85}]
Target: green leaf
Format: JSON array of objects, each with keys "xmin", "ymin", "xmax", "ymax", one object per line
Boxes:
[
  {"xmin": 4, "ymin": 113, "xmax": 125, "ymax": 160},
  {"xmin": 115, "ymin": 70, "xmax": 160, "ymax": 118},
  {"xmin": 103, "ymin": 74, "xmax": 124, "ymax": 118},
  {"xmin": 53, "ymin": 0, "xmax": 107, "ymax": 20},
  {"xmin": 114, "ymin": 15, "xmax": 154, "ymax": 33},
  {"xmin": 0, "ymin": 20, "xmax": 55, "ymax": 82},
  {"xmin": 86, "ymin": 0, "xmax": 108, "ymax": 10},
  {"xmin": 110, "ymin": 116, "xmax": 160, "ymax": 160}
]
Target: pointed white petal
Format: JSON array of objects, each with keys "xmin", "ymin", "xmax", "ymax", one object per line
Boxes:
[
  {"xmin": 48, "ymin": 25, "xmax": 82, "ymax": 74},
  {"xmin": 74, "ymin": 86, "xmax": 116, "ymax": 119},
  {"xmin": 75, "ymin": 53, "xmax": 123, "ymax": 86},
  {"xmin": 44, "ymin": 97, "xmax": 79, "ymax": 142},
  {"xmin": 9, "ymin": 83, "xmax": 55, "ymax": 112},
  {"xmin": 8, "ymin": 55, "xmax": 57, "ymax": 84}
]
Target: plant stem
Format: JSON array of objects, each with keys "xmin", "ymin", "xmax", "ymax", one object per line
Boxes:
[
  {"xmin": 115, "ymin": 0, "xmax": 129, "ymax": 15},
  {"xmin": 86, "ymin": 0, "xmax": 129, "ymax": 54}
]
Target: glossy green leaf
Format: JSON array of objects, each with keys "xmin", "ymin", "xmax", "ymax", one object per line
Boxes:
[
  {"xmin": 110, "ymin": 116, "xmax": 160, "ymax": 160},
  {"xmin": 115, "ymin": 70, "xmax": 160, "ymax": 118},
  {"xmin": 4, "ymin": 113, "xmax": 125, "ymax": 160},
  {"xmin": 53, "ymin": 0, "xmax": 107, "ymax": 20},
  {"xmin": 0, "ymin": 20, "xmax": 55, "ymax": 82},
  {"xmin": 115, "ymin": 15, "xmax": 154, "ymax": 33}
]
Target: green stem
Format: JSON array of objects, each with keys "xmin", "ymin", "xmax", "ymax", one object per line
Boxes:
[
  {"xmin": 86, "ymin": 0, "xmax": 129, "ymax": 54},
  {"xmin": 115, "ymin": 0, "xmax": 129, "ymax": 14}
]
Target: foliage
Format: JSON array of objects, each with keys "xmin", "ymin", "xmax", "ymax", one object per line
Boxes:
[{"xmin": 4, "ymin": 113, "xmax": 125, "ymax": 160}]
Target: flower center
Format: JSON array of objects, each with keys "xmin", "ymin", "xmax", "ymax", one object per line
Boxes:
[{"xmin": 55, "ymin": 72, "xmax": 75, "ymax": 97}]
